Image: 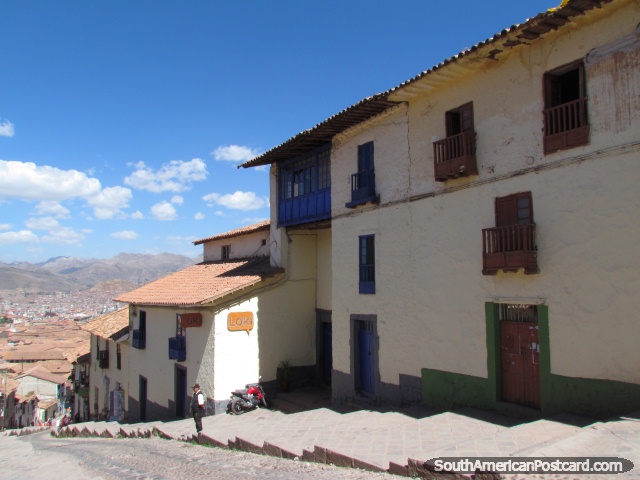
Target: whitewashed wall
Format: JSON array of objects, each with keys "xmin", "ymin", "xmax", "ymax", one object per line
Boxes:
[
  {"xmin": 331, "ymin": 1, "xmax": 640, "ymax": 389},
  {"xmin": 202, "ymin": 230, "xmax": 270, "ymax": 262}
]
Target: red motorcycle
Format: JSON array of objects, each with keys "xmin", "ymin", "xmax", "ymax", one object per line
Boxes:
[{"xmin": 227, "ymin": 383, "xmax": 270, "ymax": 415}]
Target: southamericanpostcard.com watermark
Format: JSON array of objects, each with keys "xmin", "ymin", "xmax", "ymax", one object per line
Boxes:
[{"xmin": 426, "ymin": 457, "xmax": 635, "ymax": 475}]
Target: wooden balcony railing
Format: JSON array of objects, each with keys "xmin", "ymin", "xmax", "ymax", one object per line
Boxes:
[
  {"xmin": 433, "ymin": 131, "xmax": 477, "ymax": 181},
  {"xmin": 543, "ymin": 98, "xmax": 589, "ymax": 153},
  {"xmin": 482, "ymin": 223, "xmax": 539, "ymax": 275},
  {"xmin": 347, "ymin": 170, "xmax": 378, "ymax": 208},
  {"xmin": 359, "ymin": 264, "xmax": 375, "ymax": 294},
  {"xmin": 98, "ymin": 350, "xmax": 109, "ymax": 369},
  {"xmin": 168, "ymin": 336, "xmax": 186, "ymax": 362},
  {"xmin": 132, "ymin": 329, "xmax": 146, "ymax": 349}
]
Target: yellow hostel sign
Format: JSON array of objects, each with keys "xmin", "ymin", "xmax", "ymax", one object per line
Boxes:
[{"xmin": 227, "ymin": 312, "xmax": 254, "ymax": 333}]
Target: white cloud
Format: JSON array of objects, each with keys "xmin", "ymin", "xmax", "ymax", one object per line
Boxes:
[
  {"xmin": 0, "ymin": 119, "xmax": 15, "ymax": 137},
  {"xmin": 151, "ymin": 201, "xmax": 177, "ymax": 221},
  {"xmin": 0, "ymin": 230, "xmax": 38, "ymax": 245},
  {"xmin": 0, "ymin": 160, "xmax": 102, "ymax": 201},
  {"xmin": 86, "ymin": 186, "xmax": 132, "ymax": 219},
  {"xmin": 202, "ymin": 191, "xmax": 267, "ymax": 211},
  {"xmin": 130, "ymin": 210, "xmax": 144, "ymax": 220},
  {"xmin": 35, "ymin": 200, "xmax": 71, "ymax": 218},
  {"xmin": 25, "ymin": 216, "xmax": 60, "ymax": 231},
  {"xmin": 194, "ymin": 212, "xmax": 204, "ymax": 220},
  {"xmin": 171, "ymin": 195, "xmax": 184, "ymax": 205},
  {"xmin": 41, "ymin": 226, "xmax": 85, "ymax": 245},
  {"xmin": 124, "ymin": 158, "xmax": 207, "ymax": 193},
  {"xmin": 212, "ymin": 145, "xmax": 261, "ymax": 163},
  {"xmin": 0, "ymin": 223, "xmax": 12, "ymax": 231},
  {"xmin": 111, "ymin": 230, "xmax": 139, "ymax": 240}
]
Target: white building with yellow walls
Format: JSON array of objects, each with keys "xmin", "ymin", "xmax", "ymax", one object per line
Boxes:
[
  {"xmin": 114, "ymin": 221, "xmax": 319, "ymax": 421},
  {"xmin": 242, "ymin": 0, "xmax": 640, "ymax": 418}
]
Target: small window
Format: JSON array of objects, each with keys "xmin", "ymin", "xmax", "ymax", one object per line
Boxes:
[
  {"xmin": 358, "ymin": 235, "xmax": 375, "ymax": 294},
  {"xmin": 221, "ymin": 245, "xmax": 231, "ymax": 260},
  {"xmin": 96, "ymin": 336, "xmax": 100, "ymax": 360},
  {"xmin": 116, "ymin": 343, "xmax": 122, "ymax": 370}
]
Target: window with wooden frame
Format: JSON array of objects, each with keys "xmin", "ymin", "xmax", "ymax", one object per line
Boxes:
[
  {"xmin": 433, "ymin": 102, "xmax": 477, "ymax": 181},
  {"xmin": 132, "ymin": 310, "xmax": 147, "ymax": 349},
  {"xmin": 482, "ymin": 192, "xmax": 539, "ymax": 275},
  {"xmin": 221, "ymin": 245, "xmax": 231, "ymax": 261},
  {"xmin": 169, "ymin": 314, "xmax": 186, "ymax": 362},
  {"xmin": 347, "ymin": 141, "xmax": 379, "ymax": 208},
  {"xmin": 543, "ymin": 61, "xmax": 589, "ymax": 154},
  {"xmin": 358, "ymin": 234, "xmax": 376, "ymax": 294}
]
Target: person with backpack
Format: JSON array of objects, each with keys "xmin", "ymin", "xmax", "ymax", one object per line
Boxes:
[{"xmin": 191, "ymin": 383, "xmax": 205, "ymax": 433}]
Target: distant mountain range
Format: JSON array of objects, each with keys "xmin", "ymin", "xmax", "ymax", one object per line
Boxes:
[{"xmin": 0, "ymin": 253, "xmax": 201, "ymax": 292}]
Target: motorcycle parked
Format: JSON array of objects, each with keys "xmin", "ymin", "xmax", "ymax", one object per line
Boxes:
[{"xmin": 227, "ymin": 383, "xmax": 270, "ymax": 415}]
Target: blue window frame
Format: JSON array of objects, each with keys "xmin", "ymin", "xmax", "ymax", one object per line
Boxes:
[
  {"xmin": 347, "ymin": 141, "xmax": 379, "ymax": 208},
  {"xmin": 278, "ymin": 144, "xmax": 331, "ymax": 227},
  {"xmin": 359, "ymin": 235, "xmax": 375, "ymax": 294}
]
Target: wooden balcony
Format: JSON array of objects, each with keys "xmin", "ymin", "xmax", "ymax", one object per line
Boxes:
[
  {"xmin": 346, "ymin": 170, "xmax": 379, "ymax": 208},
  {"xmin": 132, "ymin": 329, "xmax": 146, "ymax": 349},
  {"xmin": 482, "ymin": 224, "xmax": 539, "ymax": 275},
  {"xmin": 433, "ymin": 131, "xmax": 477, "ymax": 182},
  {"xmin": 169, "ymin": 336, "xmax": 186, "ymax": 362},
  {"xmin": 543, "ymin": 97, "xmax": 589, "ymax": 154},
  {"xmin": 98, "ymin": 350, "xmax": 109, "ymax": 369}
]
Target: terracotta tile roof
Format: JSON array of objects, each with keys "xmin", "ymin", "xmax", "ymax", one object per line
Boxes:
[
  {"xmin": 82, "ymin": 308, "xmax": 129, "ymax": 339},
  {"xmin": 17, "ymin": 365, "xmax": 67, "ymax": 385},
  {"xmin": 193, "ymin": 220, "xmax": 270, "ymax": 246},
  {"xmin": 2, "ymin": 348, "xmax": 67, "ymax": 362},
  {"xmin": 114, "ymin": 257, "xmax": 284, "ymax": 307},
  {"xmin": 35, "ymin": 360, "xmax": 73, "ymax": 375},
  {"xmin": 36, "ymin": 397, "xmax": 59, "ymax": 409},
  {"xmin": 240, "ymin": 0, "xmax": 613, "ymax": 168}
]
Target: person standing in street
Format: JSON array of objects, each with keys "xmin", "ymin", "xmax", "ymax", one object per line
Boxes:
[{"xmin": 191, "ymin": 383, "xmax": 205, "ymax": 433}]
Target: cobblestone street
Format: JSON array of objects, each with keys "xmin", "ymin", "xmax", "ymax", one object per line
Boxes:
[{"xmin": 1, "ymin": 430, "xmax": 396, "ymax": 479}]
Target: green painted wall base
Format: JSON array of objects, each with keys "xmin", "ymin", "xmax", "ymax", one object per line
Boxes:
[
  {"xmin": 422, "ymin": 369, "xmax": 493, "ymax": 411},
  {"xmin": 421, "ymin": 303, "xmax": 640, "ymax": 419}
]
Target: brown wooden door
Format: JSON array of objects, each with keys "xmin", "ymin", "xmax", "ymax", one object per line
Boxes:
[{"xmin": 501, "ymin": 320, "xmax": 540, "ymax": 408}]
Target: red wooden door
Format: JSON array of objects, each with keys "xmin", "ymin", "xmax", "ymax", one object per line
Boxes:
[{"xmin": 501, "ymin": 320, "xmax": 540, "ymax": 408}]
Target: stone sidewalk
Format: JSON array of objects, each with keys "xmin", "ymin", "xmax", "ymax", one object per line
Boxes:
[{"xmin": 25, "ymin": 390, "xmax": 640, "ymax": 479}]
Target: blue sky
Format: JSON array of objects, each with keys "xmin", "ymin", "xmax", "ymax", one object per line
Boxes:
[{"xmin": 0, "ymin": 1, "xmax": 551, "ymax": 263}]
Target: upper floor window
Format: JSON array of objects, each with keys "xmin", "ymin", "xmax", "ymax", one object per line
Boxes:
[
  {"xmin": 482, "ymin": 192, "xmax": 539, "ymax": 275},
  {"xmin": 116, "ymin": 343, "xmax": 122, "ymax": 370},
  {"xmin": 543, "ymin": 61, "xmax": 589, "ymax": 154},
  {"xmin": 221, "ymin": 245, "xmax": 231, "ymax": 261},
  {"xmin": 433, "ymin": 102, "xmax": 477, "ymax": 182},
  {"xmin": 359, "ymin": 234, "xmax": 376, "ymax": 294},
  {"xmin": 277, "ymin": 144, "xmax": 331, "ymax": 227},
  {"xmin": 132, "ymin": 310, "xmax": 147, "ymax": 350},
  {"xmin": 169, "ymin": 313, "xmax": 186, "ymax": 362},
  {"xmin": 347, "ymin": 141, "xmax": 379, "ymax": 208}
]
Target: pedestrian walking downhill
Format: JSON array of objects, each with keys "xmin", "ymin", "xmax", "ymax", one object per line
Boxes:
[{"xmin": 191, "ymin": 383, "xmax": 205, "ymax": 433}]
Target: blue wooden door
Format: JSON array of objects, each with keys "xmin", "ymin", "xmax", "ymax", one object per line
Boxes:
[
  {"xmin": 358, "ymin": 328, "xmax": 374, "ymax": 395},
  {"xmin": 322, "ymin": 322, "xmax": 332, "ymax": 385}
]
